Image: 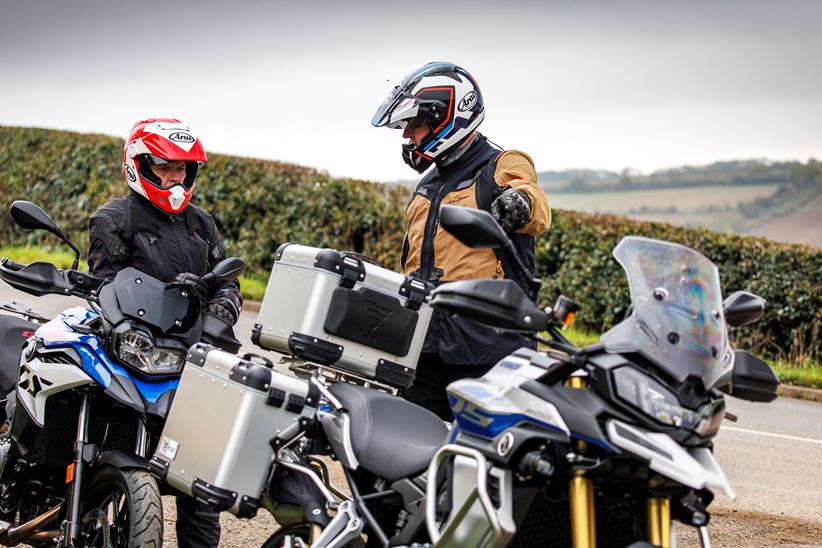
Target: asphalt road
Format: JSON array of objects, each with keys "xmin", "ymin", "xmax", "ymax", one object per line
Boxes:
[{"xmin": 1, "ymin": 283, "xmax": 821, "ymax": 534}]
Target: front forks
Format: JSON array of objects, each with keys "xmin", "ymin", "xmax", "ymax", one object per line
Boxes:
[
  {"xmin": 646, "ymin": 497, "xmax": 672, "ymax": 548},
  {"xmin": 569, "ymin": 473, "xmax": 596, "ymax": 548},
  {"xmin": 566, "ymin": 376, "xmax": 675, "ymax": 548},
  {"xmin": 62, "ymin": 393, "xmax": 90, "ymax": 547},
  {"xmin": 567, "ymin": 377, "xmax": 597, "ymax": 548}
]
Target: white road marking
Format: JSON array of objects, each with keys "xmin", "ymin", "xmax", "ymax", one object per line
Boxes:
[{"xmin": 722, "ymin": 426, "xmax": 822, "ymax": 445}]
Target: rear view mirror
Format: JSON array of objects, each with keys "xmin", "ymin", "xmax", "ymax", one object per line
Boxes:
[
  {"xmin": 204, "ymin": 257, "xmax": 246, "ymax": 284},
  {"xmin": 724, "ymin": 291, "xmax": 766, "ymax": 328},
  {"xmin": 439, "ymin": 205, "xmax": 542, "ymax": 301},
  {"xmin": 10, "ymin": 200, "xmax": 60, "ymax": 233},
  {"xmin": 439, "ymin": 205, "xmax": 508, "ymax": 249},
  {"xmin": 10, "ymin": 200, "xmax": 81, "ymax": 271},
  {"xmin": 719, "ymin": 350, "xmax": 779, "ymax": 402}
]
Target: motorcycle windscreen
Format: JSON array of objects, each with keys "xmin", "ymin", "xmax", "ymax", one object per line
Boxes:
[
  {"xmin": 111, "ymin": 268, "xmax": 199, "ymax": 333},
  {"xmin": 600, "ymin": 237, "xmax": 733, "ymax": 390}
]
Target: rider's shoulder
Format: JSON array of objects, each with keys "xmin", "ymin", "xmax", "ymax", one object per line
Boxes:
[{"xmin": 91, "ymin": 196, "xmax": 132, "ymax": 221}]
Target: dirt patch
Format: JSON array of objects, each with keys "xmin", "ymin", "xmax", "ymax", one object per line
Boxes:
[{"xmin": 678, "ymin": 507, "xmax": 822, "ymax": 547}]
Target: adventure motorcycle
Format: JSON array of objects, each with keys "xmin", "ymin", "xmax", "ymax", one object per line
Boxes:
[
  {"xmin": 0, "ymin": 201, "xmax": 243, "ymax": 547},
  {"xmin": 257, "ymin": 205, "xmax": 778, "ymax": 548}
]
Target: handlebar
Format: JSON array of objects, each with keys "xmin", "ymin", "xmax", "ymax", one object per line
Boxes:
[
  {"xmin": 0, "ymin": 257, "xmax": 104, "ymax": 300},
  {"xmin": 1, "ymin": 258, "xmax": 26, "ymax": 271}
]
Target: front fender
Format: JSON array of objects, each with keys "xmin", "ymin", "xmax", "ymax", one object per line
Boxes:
[{"xmin": 96, "ymin": 449, "xmax": 151, "ymax": 471}]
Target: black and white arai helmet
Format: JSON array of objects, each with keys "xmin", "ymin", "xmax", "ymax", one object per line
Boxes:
[{"xmin": 372, "ymin": 62, "xmax": 485, "ymax": 173}]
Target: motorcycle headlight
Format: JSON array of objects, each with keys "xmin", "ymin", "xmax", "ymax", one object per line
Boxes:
[
  {"xmin": 117, "ymin": 330, "xmax": 185, "ymax": 375},
  {"xmin": 613, "ymin": 366, "xmax": 725, "ymax": 436}
]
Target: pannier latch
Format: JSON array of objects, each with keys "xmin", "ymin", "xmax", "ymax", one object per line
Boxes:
[
  {"xmin": 400, "ymin": 277, "xmax": 431, "ymax": 311},
  {"xmin": 314, "ymin": 250, "xmax": 366, "ymax": 289},
  {"xmin": 339, "ymin": 256, "xmax": 365, "ymax": 289}
]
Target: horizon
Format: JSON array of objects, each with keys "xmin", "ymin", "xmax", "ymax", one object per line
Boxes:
[{"xmin": 3, "ymin": 123, "xmax": 813, "ymax": 184}]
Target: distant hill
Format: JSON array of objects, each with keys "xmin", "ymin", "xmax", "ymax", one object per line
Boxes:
[
  {"xmin": 391, "ymin": 159, "xmax": 797, "ymax": 193},
  {"xmin": 539, "ymin": 159, "xmax": 797, "ymax": 192}
]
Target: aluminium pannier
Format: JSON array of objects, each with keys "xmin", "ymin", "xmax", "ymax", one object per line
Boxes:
[{"xmin": 252, "ymin": 244, "xmax": 433, "ymax": 389}]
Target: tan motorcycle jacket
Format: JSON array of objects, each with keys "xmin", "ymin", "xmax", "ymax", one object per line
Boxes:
[{"xmin": 402, "ymin": 134, "xmax": 550, "ymax": 284}]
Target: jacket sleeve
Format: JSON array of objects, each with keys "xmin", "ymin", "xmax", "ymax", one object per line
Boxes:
[
  {"xmin": 493, "ymin": 150, "xmax": 551, "ymax": 236},
  {"xmin": 88, "ymin": 207, "xmax": 129, "ymax": 282},
  {"xmin": 202, "ymin": 213, "xmax": 243, "ymax": 314}
]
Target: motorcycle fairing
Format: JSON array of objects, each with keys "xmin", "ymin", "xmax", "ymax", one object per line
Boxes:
[
  {"xmin": 0, "ymin": 312, "xmax": 39, "ymax": 394},
  {"xmin": 606, "ymin": 419, "xmax": 735, "ymax": 499},
  {"xmin": 16, "ymin": 339, "xmax": 93, "ymax": 427},
  {"xmin": 447, "ymin": 353, "xmax": 570, "ymax": 441},
  {"xmin": 36, "ymin": 307, "xmax": 179, "ymax": 415}
]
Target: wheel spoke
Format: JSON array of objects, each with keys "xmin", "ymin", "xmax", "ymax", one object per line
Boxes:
[{"xmin": 110, "ymin": 490, "xmax": 121, "ymax": 524}]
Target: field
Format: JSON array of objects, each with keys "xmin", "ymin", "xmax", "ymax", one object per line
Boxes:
[
  {"xmin": 548, "ymin": 183, "xmax": 822, "ymax": 247},
  {"xmin": 747, "ymin": 195, "xmax": 822, "ymax": 248},
  {"xmin": 548, "ymin": 184, "xmax": 779, "ymax": 214}
]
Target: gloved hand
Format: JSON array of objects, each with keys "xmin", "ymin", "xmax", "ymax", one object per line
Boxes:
[
  {"xmin": 491, "ymin": 189, "xmax": 531, "ymax": 232},
  {"xmin": 173, "ymin": 272, "xmax": 209, "ymax": 307},
  {"xmin": 206, "ymin": 298, "xmax": 239, "ymax": 325}
]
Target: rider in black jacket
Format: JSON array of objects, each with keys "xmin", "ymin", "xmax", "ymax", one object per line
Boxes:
[
  {"xmin": 88, "ymin": 118, "xmax": 240, "ymax": 548},
  {"xmin": 88, "ymin": 193, "xmax": 242, "ymax": 322}
]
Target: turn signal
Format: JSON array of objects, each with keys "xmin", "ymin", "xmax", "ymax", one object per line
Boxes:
[{"xmin": 551, "ymin": 295, "xmax": 581, "ymax": 328}]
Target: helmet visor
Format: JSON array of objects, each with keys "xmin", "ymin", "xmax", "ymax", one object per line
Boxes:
[
  {"xmin": 372, "ymin": 86, "xmax": 419, "ymax": 128},
  {"xmin": 142, "ymin": 153, "xmax": 171, "ymax": 165}
]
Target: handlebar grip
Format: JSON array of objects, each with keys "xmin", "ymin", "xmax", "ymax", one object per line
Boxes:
[{"xmin": 0, "ymin": 258, "xmax": 27, "ymax": 271}]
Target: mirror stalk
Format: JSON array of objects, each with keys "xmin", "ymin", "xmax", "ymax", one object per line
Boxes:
[{"xmin": 502, "ymin": 240, "xmax": 541, "ymax": 301}]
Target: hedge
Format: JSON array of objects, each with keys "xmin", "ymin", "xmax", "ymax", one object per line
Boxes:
[{"xmin": 1, "ymin": 126, "xmax": 819, "ymax": 363}]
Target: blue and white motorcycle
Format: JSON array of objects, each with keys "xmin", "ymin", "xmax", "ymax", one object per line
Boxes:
[
  {"xmin": 262, "ymin": 206, "xmax": 780, "ymax": 548},
  {"xmin": 0, "ymin": 201, "xmax": 243, "ymax": 547}
]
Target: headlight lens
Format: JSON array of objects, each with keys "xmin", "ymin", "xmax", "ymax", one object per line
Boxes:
[
  {"xmin": 117, "ymin": 330, "xmax": 185, "ymax": 375},
  {"xmin": 613, "ymin": 366, "xmax": 725, "ymax": 435}
]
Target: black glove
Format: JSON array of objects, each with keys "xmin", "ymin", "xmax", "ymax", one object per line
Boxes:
[
  {"xmin": 491, "ymin": 189, "xmax": 531, "ymax": 233},
  {"xmin": 206, "ymin": 298, "xmax": 239, "ymax": 325},
  {"xmin": 173, "ymin": 272, "xmax": 209, "ymax": 307}
]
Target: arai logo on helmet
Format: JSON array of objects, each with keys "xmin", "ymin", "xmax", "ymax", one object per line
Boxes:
[
  {"xmin": 169, "ymin": 132, "xmax": 195, "ymax": 144},
  {"xmin": 458, "ymin": 91, "xmax": 478, "ymax": 112},
  {"xmin": 124, "ymin": 163, "xmax": 137, "ymax": 182}
]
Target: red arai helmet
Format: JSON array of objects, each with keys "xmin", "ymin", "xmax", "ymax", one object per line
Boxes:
[{"xmin": 123, "ymin": 118, "xmax": 207, "ymax": 214}]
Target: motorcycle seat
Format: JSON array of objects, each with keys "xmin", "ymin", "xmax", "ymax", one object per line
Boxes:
[
  {"xmin": 329, "ymin": 382, "xmax": 448, "ymax": 482},
  {"xmin": 0, "ymin": 314, "xmax": 37, "ymax": 395}
]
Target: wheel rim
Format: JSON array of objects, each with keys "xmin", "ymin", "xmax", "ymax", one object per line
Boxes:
[{"xmin": 82, "ymin": 487, "xmax": 130, "ymax": 548}]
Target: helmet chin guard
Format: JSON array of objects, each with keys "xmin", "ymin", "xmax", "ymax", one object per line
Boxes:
[{"xmin": 402, "ymin": 143, "xmax": 434, "ymax": 173}]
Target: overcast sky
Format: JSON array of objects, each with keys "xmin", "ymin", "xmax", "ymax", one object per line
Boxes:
[{"xmin": 1, "ymin": 0, "xmax": 820, "ymax": 182}]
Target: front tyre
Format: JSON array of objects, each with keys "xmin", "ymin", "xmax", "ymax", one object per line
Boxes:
[{"xmin": 80, "ymin": 466, "xmax": 163, "ymax": 548}]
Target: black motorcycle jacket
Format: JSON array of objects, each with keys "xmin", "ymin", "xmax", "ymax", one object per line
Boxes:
[{"xmin": 88, "ymin": 193, "xmax": 242, "ymax": 319}]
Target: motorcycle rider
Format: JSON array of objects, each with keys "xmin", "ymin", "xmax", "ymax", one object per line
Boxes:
[
  {"xmin": 88, "ymin": 118, "xmax": 242, "ymax": 548},
  {"xmin": 372, "ymin": 62, "xmax": 551, "ymax": 420}
]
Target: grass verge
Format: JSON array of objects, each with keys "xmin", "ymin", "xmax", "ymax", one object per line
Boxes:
[
  {"xmin": 0, "ymin": 245, "xmax": 269, "ymax": 302},
  {"xmin": 771, "ymin": 360, "xmax": 822, "ymax": 390}
]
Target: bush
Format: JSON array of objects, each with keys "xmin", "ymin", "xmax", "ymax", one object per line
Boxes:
[{"xmin": 1, "ymin": 126, "xmax": 819, "ymax": 363}]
